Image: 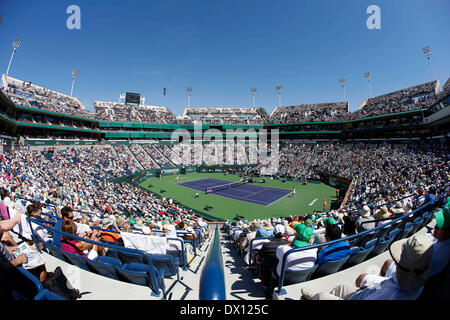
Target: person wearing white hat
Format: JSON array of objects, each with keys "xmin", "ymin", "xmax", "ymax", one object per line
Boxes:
[
  {"xmin": 141, "ymin": 225, "xmax": 152, "ymax": 235},
  {"xmin": 256, "ymin": 223, "xmax": 290, "ymax": 299},
  {"xmin": 355, "ymin": 205, "xmax": 375, "ymax": 232}
]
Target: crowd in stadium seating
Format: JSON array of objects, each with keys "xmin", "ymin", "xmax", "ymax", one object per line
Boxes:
[
  {"xmin": 268, "ymin": 102, "xmax": 349, "ymax": 124},
  {"xmin": 225, "ymin": 191, "xmax": 449, "ymax": 300},
  {"xmin": 93, "ymin": 101, "xmax": 177, "ymax": 123},
  {"xmin": 2, "ymin": 75, "xmax": 446, "ymax": 126},
  {"xmin": 342, "ymin": 81, "xmax": 438, "ymax": 120},
  {"xmin": 274, "ymin": 141, "xmax": 449, "ymax": 215},
  {"xmin": 2, "ymin": 77, "xmax": 96, "ymax": 119},
  {"xmin": 0, "ymin": 136, "xmax": 448, "ymax": 299},
  {"xmin": 181, "ymin": 107, "xmax": 265, "ymax": 125}
]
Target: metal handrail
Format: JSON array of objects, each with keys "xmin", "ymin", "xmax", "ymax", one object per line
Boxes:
[{"xmin": 199, "ymin": 224, "xmax": 226, "ymax": 300}]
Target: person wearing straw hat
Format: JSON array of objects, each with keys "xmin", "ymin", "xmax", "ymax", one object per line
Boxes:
[
  {"xmin": 375, "ymin": 206, "xmax": 392, "ymax": 226},
  {"xmin": 301, "ymin": 234, "xmax": 434, "ymax": 300}
]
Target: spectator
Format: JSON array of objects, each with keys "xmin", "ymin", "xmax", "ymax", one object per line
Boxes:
[
  {"xmin": 257, "ymin": 224, "xmax": 290, "ymax": 299},
  {"xmin": 239, "ymin": 222, "xmax": 260, "ymax": 252},
  {"xmin": 428, "ymin": 200, "xmax": 450, "ymax": 277},
  {"xmin": 275, "ymin": 223, "xmax": 316, "ymax": 279},
  {"xmin": 301, "ymin": 234, "xmax": 434, "ymax": 300},
  {"xmin": 375, "ymin": 206, "xmax": 391, "ymax": 222},
  {"xmin": 390, "ymin": 202, "xmax": 405, "ymax": 216},
  {"xmin": 316, "ymin": 224, "xmax": 350, "ymax": 266},
  {"xmin": 342, "ymin": 215, "xmax": 357, "ymax": 237},
  {"xmin": 355, "ymin": 205, "xmax": 375, "ymax": 232},
  {"xmin": 419, "ymin": 199, "xmax": 450, "ymax": 299},
  {"xmin": 60, "ymin": 220, "xmax": 106, "ymax": 260},
  {"xmin": 256, "ymin": 220, "xmax": 274, "ymax": 238}
]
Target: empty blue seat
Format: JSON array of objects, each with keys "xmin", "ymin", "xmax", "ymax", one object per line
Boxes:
[
  {"xmin": 399, "ymin": 222, "xmax": 413, "ymax": 239},
  {"xmin": 280, "ymin": 264, "xmax": 318, "ymax": 286},
  {"xmin": 116, "ymin": 262, "xmax": 165, "ymax": 297},
  {"xmin": 369, "ymin": 232, "xmax": 398, "ymax": 257},
  {"xmin": 420, "ymin": 212, "xmax": 432, "ymax": 229},
  {"xmin": 116, "ymin": 264, "xmax": 149, "ymax": 286},
  {"xmin": 388, "ymin": 228, "xmax": 401, "ymax": 241},
  {"xmin": 357, "ymin": 231, "xmax": 377, "ymax": 247},
  {"xmin": 117, "ymin": 250, "xmax": 146, "ymax": 264},
  {"xmin": 312, "ymin": 256, "xmax": 349, "ymax": 279},
  {"xmin": 44, "ymin": 241, "xmax": 69, "ymax": 262},
  {"xmin": 364, "ymin": 238, "xmax": 378, "ymax": 249},
  {"xmin": 62, "ymin": 252, "xmax": 90, "ymax": 271},
  {"xmin": 96, "ymin": 256, "xmax": 122, "ymax": 266},
  {"xmin": 409, "ymin": 217, "xmax": 424, "ymax": 236},
  {"xmin": 151, "ymin": 254, "xmax": 180, "ymax": 280},
  {"xmin": 86, "ymin": 258, "xmax": 120, "ymax": 280},
  {"xmin": 375, "ymin": 225, "xmax": 391, "ymax": 240},
  {"xmin": 342, "ymin": 245, "xmax": 374, "ymax": 269}
]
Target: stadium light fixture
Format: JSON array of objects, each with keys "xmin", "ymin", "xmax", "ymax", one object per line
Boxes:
[
  {"xmin": 186, "ymin": 87, "xmax": 192, "ymax": 108},
  {"xmin": 339, "ymin": 78, "xmax": 347, "ymax": 101},
  {"xmin": 276, "ymin": 86, "xmax": 282, "ymax": 108},
  {"xmin": 364, "ymin": 72, "xmax": 373, "ymax": 98},
  {"xmin": 251, "ymin": 88, "xmax": 257, "ymax": 108},
  {"xmin": 422, "ymin": 46, "xmax": 437, "ymax": 80},
  {"xmin": 70, "ymin": 69, "xmax": 79, "ymax": 97},
  {"xmin": 6, "ymin": 38, "xmax": 22, "ymax": 77}
]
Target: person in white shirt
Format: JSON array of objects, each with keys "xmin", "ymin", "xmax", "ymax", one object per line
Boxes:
[{"xmin": 275, "ymin": 224, "xmax": 317, "ymax": 277}]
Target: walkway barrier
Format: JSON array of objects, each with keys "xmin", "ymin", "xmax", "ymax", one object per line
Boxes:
[{"xmin": 199, "ymin": 224, "xmax": 226, "ymax": 300}]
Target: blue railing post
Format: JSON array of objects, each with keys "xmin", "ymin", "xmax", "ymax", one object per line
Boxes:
[{"xmin": 199, "ymin": 223, "xmax": 226, "ymax": 300}]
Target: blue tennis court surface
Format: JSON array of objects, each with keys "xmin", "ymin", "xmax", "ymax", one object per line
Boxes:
[{"xmin": 178, "ymin": 178, "xmax": 292, "ymax": 206}]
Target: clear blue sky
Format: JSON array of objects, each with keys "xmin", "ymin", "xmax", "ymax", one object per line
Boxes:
[{"xmin": 0, "ymin": 0, "xmax": 449, "ymax": 115}]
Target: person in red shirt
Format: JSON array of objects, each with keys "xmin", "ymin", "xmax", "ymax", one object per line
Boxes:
[{"xmin": 323, "ymin": 200, "xmax": 327, "ymax": 212}]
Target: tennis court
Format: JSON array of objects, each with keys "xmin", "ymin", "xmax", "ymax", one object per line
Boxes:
[{"xmin": 178, "ymin": 178, "xmax": 293, "ymax": 206}]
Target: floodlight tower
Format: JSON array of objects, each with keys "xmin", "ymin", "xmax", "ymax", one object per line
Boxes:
[
  {"xmin": 364, "ymin": 72, "xmax": 373, "ymax": 98},
  {"xmin": 70, "ymin": 69, "xmax": 79, "ymax": 97},
  {"xmin": 422, "ymin": 46, "xmax": 437, "ymax": 80},
  {"xmin": 186, "ymin": 87, "xmax": 192, "ymax": 108},
  {"xmin": 6, "ymin": 38, "xmax": 22, "ymax": 77},
  {"xmin": 251, "ymin": 88, "xmax": 257, "ymax": 108},
  {"xmin": 339, "ymin": 78, "xmax": 347, "ymax": 100},
  {"xmin": 276, "ymin": 86, "xmax": 282, "ymax": 108}
]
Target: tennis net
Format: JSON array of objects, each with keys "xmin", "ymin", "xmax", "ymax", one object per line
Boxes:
[{"xmin": 205, "ymin": 180, "xmax": 247, "ymax": 194}]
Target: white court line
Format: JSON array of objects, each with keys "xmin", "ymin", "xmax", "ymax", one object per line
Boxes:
[
  {"xmin": 309, "ymin": 198, "xmax": 318, "ymax": 206},
  {"xmin": 267, "ymin": 190, "xmax": 293, "ymax": 206}
]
